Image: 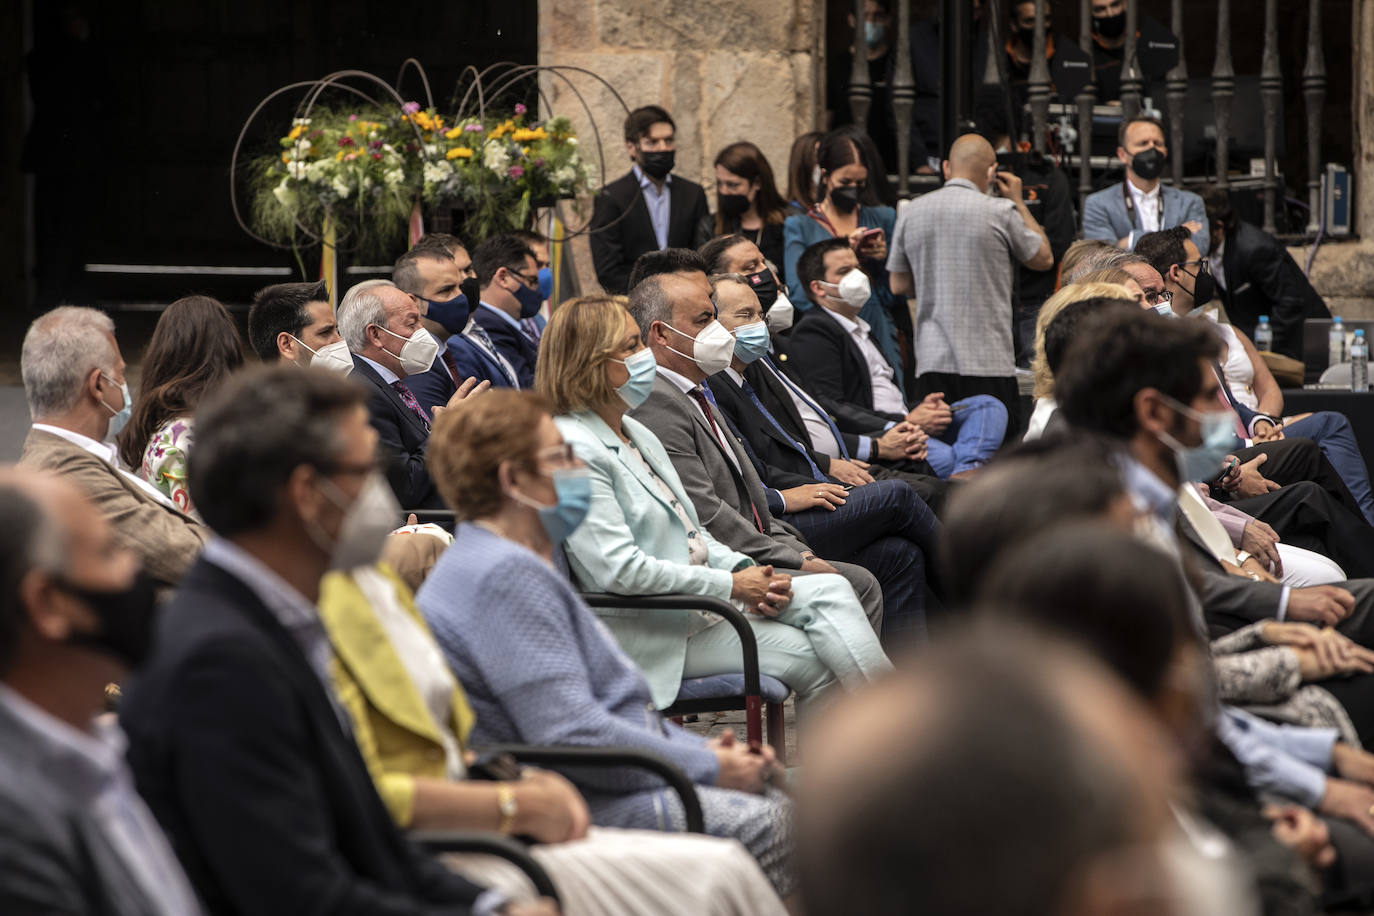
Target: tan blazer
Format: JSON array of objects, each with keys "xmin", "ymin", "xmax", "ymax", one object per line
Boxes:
[{"xmin": 18, "ymin": 428, "xmax": 209, "ymax": 588}]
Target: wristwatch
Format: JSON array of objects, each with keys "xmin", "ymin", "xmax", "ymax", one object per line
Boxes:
[{"xmin": 496, "ymin": 783, "xmax": 518, "ymax": 834}]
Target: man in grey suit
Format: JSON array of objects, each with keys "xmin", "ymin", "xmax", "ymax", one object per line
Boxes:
[
  {"xmin": 625, "ymin": 269, "xmax": 894, "ymax": 636},
  {"xmin": 1082, "ymin": 115, "xmax": 1209, "ymax": 256},
  {"xmin": 0, "ymin": 467, "xmax": 203, "ymax": 915}
]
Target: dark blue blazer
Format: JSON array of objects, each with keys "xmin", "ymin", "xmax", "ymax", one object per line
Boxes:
[
  {"xmin": 473, "ymin": 304, "xmax": 538, "ymax": 389},
  {"xmin": 405, "ymin": 354, "xmax": 459, "ymax": 418},
  {"xmin": 350, "ymin": 356, "xmax": 443, "ymax": 510},
  {"xmin": 447, "ymin": 334, "xmax": 516, "ymax": 391}
]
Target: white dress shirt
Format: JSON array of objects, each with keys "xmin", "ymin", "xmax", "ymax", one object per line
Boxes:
[
  {"xmin": 30, "ymin": 423, "xmax": 181, "ymax": 512},
  {"xmin": 356, "ymin": 353, "xmax": 400, "ymax": 385},
  {"xmin": 826, "ymin": 308, "xmax": 908, "ymax": 415},
  {"xmin": 1127, "ymin": 179, "xmax": 1163, "ymax": 233},
  {"xmin": 1208, "ymin": 238, "xmax": 1228, "ymax": 292}
]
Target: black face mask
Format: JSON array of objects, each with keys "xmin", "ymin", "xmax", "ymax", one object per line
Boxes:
[
  {"xmin": 1013, "ymin": 26, "xmax": 1036, "ymax": 46},
  {"xmin": 1093, "ymin": 10, "xmax": 1126, "ymax": 38},
  {"xmin": 1180, "ymin": 264, "xmax": 1215, "ymax": 308},
  {"xmin": 459, "ymin": 277, "xmax": 482, "ymax": 315},
  {"xmin": 745, "ymin": 267, "xmax": 779, "ymax": 309},
  {"xmin": 718, "ymin": 193, "xmax": 750, "ymax": 219},
  {"xmin": 58, "ymin": 570, "xmax": 159, "ymax": 669},
  {"xmin": 1131, "ymin": 148, "xmax": 1166, "ymax": 181},
  {"xmin": 639, "ymin": 150, "xmax": 675, "ymax": 181},
  {"xmin": 828, "ymin": 185, "xmax": 863, "ymax": 214}
]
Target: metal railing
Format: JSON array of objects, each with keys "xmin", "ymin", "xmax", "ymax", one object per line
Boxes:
[{"xmin": 845, "ymin": 0, "xmax": 1329, "ymax": 236}]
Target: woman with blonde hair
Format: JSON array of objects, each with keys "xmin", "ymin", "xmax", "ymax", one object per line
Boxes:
[{"xmin": 535, "ymin": 293, "xmax": 889, "ymax": 717}]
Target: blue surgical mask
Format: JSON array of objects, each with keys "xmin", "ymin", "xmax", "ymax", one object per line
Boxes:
[
  {"xmin": 424, "ymin": 292, "xmax": 471, "ymax": 335},
  {"xmin": 863, "ymin": 21, "xmax": 887, "ymax": 46},
  {"xmin": 1152, "ymin": 303, "xmax": 1176, "ymax": 319},
  {"xmin": 611, "ymin": 348, "xmax": 658, "ymax": 409},
  {"xmin": 100, "ymin": 373, "xmax": 132, "ymax": 439},
  {"xmin": 732, "ymin": 320, "xmax": 771, "ymax": 364},
  {"xmin": 1157, "ymin": 395, "xmax": 1237, "ymax": 482},
  {"xmin": 512, "ymin": 467, "xmax": 592, "ymax": 545},
  {"xmin": 537, "ymin": 266, "xmax": 554, "ymax": 301}
]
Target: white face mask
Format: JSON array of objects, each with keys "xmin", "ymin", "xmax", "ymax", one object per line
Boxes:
[
  {"xmin": 661, "ymin": 319, "xmax": 736, "ymax": 376},
  {"xmin": 820, "ymin": 269, "xmax": 872, "ymax": 310},
  {"xmin": 765, "ymin": 299, "xmax": 795, "ymax": 335},
  {"xmin": 305, "ymin": 471, "xmax": 402, "ymax": 571},
  {"xmin": 292, "ymin": 335, "xmax": 354, "ymax": 375},
  {"xmin": 375, "ymin": 324, "xmax": 440, "ymax": 376}
]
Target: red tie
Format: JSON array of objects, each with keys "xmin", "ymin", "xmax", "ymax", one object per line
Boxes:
[
  {"xmin": 440, "ymin": 349, "xmax": 462, "ymax": 386},
  {"xmin": 391, "ymin": 381, "xmax": 431, "ymax": 431},
  {"xmin": 688, "ymin": 387, "xmax": 765, "ymax": 532}
]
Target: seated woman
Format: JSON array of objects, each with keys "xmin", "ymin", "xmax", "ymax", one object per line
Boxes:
[
  {"xmin": 118, "ymin": 295, "xmax": 245, "ymax": 517},
  {"xmin": 537, "ymin": 294, "xmax": 890, "ymax": 712},
  {"xmin": 419, "ymin": 389, "xmax": 797, "ymax": 896},
  {"xmin": 318, "ymin": 561, "xmax": 785, "ymax": 915}
]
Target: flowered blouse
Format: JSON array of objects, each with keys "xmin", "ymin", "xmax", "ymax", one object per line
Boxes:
[{"xmin": 141, "ymin": 417, "xmax": 197, "ymax": 518}]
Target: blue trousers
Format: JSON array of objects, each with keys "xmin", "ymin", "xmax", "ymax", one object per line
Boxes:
[
  {"xmin": 781, "ymin": 478, "xmax": 940, "ymax": 644},
  {"xmin": 924, "ymin": 395, "xmax": 1008, "ymax": 477},
  {"xmin": 1283, "ymin": 411, "xmax": 1374, "ymax": 526}
]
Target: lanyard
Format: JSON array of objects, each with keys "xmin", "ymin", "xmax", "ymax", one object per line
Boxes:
[{"xmin": 1121, "ymin": 179, "xmax": 1137, "ymax": 227}]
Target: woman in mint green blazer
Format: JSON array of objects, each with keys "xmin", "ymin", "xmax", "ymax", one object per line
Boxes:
[{"xmin": 538, "ymin": 295, "xmax": 890, "ymax": 714}]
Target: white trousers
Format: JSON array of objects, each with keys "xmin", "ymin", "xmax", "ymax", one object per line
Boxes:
[
  {"xmin": 444, "ymin": 826, "xmax": 787, "ymax": 916},
  {"xmin": 1277, "ymin": 544, "xmax": 1346, "ymax": 587}
]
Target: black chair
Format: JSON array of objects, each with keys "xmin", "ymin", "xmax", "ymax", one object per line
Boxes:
[
  {"xmin": 581, "ymin": 593, "xmax": 791, "ymax": 763},
  {"xmin": 413, "ymin": 831, "xmax": 560, "ymax": 903}
]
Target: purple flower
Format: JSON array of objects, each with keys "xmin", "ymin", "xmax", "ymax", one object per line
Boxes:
[
  {"xmin": 465, "ymin": 123, "xmax": 484, "ymax": 132},
  {"xmin": 369, "ymin": 140, "xmax": 383, "ymax": 149},
  {"xmin": 514, "ymin": 103, "xmax": 527, "ymax": 115},
  {"xmin": 402, "ymin": 101, "xmax": 421, "ymax": 114},
  {"xmin": 348, "ymin": 113, "xmax": 358, "ymax": 121},
  {"xmin": 508, "ymin": 166, "xmax": 525, "ymax": 178},
  {"xmin": 532, "ymin": 157, "xmax": 545, "ymax": 167}
]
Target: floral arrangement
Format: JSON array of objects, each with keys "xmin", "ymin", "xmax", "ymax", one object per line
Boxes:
[{"xmin": 249, "ymin": 100, "xmax": 591, "ymax": 257}]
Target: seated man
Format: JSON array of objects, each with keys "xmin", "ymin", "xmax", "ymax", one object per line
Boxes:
[
  {"xmin": 510, "ymin": 227, "xmax": 553, "ymax": 341},
  {"xmin": 336, "ymin": 280, "xmax": 448, "ymax": 510},
  {"xmin": 391, "ymin": 243, "xmax": 488, "ymax": 415},
  {"xmin": 246, "ymin": 279, "xmax": 350, "ymax": 372},
  {"xmin": 1137, "ymin": 226, "xmax": 1374, "ymax": 526},
  {"xmin": 470, "ymin": 234, "xmax": 544, "ymax": 388},
  {"xmin": 0, "ymin": 468, "xmax": 204, "ymax": 914},
  {"xmin": 788, "ymin": 238, "xmax": 1008, "ymax": 477},
  {"xmin": 627, "ymin": 270, "xmax": 937, "ymax": 642},
  {"xmin": 119, "ymin": 365, "xmax": 541, "ymax": 916},
  {"xmin": 17, "ymin": 306, "xmax": 208, "ymax": 588}
]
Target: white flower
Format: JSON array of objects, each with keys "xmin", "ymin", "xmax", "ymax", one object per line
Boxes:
[
  {"xmin": 483, "ymin": 142, "xmax": 510, "ymax": 173},
  {"xmin": 566, "ymin": 137, "xmax": 578, "ymax": 146},
  {"xmin": 272, "ymin": 180, "xmax": 296, "ymax": 208},
  {"xmin": 552, "ymin": 166, "xmax": 576, "ymax": 187},
  {"xmin": 423, "ymin": 161, "xmax": 453, "ymax": 184},
  {"xmin": 332, "ymin": 177, "xmax": 352, "ymax": 199},
  {"xmin": 424, "ymin": 144, "xmax": 440, "ymax": 157},
  {"xmin": 384, "ymin": 167, "xmax": 405, "ymax": 187},
  {"xmin": 292, "ymin": 117, "xmax": 312, "ymax": 126},
  {"xmin": 287, "ymin": 160, "xmax": 309, "ymax": 181}
]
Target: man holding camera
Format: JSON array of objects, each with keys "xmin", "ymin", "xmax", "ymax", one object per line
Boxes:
[{"xmin": 887, "ymin": 133, "xmax": 1053, "ymax": 436}]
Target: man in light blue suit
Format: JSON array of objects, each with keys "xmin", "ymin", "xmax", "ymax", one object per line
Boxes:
[{"xmin": 1082, "ymin": 115, "xmax": 1209, "ymax": 256}]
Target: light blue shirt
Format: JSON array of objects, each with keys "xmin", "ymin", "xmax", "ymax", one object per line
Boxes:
[
  {"xmin": 1218, "ymin": 708, "xmax": 1335, "ymax": 808},
  {"xmin": 356, "ymin": 353, "xmax": 400, "ymax": 386},
  {"xmin": 0, "ymin": 684, "xmax": 205, "ymax": 916},
  {"xmin": 634, "ymin": 164, "xmax": 673, "ymax": 251}
]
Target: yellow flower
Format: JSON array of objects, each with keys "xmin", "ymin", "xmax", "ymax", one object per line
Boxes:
[
  {"xmin": 281, "ymin": 153, "xmax": 290, "ymax": 163},
  {"xmin": 287, "ymin": 124, "xmax": 305, "ymax": 141},
  {"xmin": 448, "ymin": 147, "xmax": 474, "ymax": 160},
  {"xmin": 444, "ymin": 126, "xmax": 463, "ymax": 140},
  {"xmin": 335, "ymin": 150, "xmax": 345, "ymax": 161}
]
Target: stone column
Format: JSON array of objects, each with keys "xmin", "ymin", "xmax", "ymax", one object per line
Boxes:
[{"xmin": 539, "ymin": 0, "xmax": 820, "ymax": 294}]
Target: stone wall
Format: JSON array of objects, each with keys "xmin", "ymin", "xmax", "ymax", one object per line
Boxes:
[
  {"xmin": 538, "ymin": 0, "xmax": 821, "ymax": 294},
  {"xmin": 1286, "ymin": 0, "xmax": 1374, "ymax": 319}
]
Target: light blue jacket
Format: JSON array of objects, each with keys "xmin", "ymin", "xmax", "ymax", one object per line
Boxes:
[
  {"xmin": 1082, "ymin": 178, "xmax": 1209, "ymax": 255},
  {"xmin": 555, "ymin": 410, "xmax": 754, "ymax": 708}
]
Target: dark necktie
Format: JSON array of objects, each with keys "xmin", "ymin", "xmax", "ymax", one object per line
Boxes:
[
  {"xmin": 391, "ymin": 380, "xmax": 431, "ymax": 432},
  {"xmin": 688, "ymin": 386, "xmax": 765, "ymax": 533},
  {"xmin": 763, "ymin": 358, "xmax": 850, "ymax": 460},
  {"xmin": 440, "ymin": 349, "xmax": 462, "ymax": 387},
  {"xmin": 1210, "ymin": 361, "xmax": 1250, "ymax": 440},
  {"xmin": 741, "ymin": 378, "xmax": 825, "ymax": 481},
  {"xmin": 469, "ymin": 324, "xmax": 520, "ymax": 388}
]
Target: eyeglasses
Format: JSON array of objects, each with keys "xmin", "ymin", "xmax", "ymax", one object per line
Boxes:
[
  {"xmin": 1143, "ymin": 288, "xmax": 1173, "ymax": 305},
  {"xmin": 535, "ymin": 443, "xmax": 579, "ymax": 469},
  {"xmin": 508, "ymin": 267, "xmax": 539, "ymax": 289},
  {"xmin": 1177, "ymin": 259, "xmax": 1211, "ymax": 273}
]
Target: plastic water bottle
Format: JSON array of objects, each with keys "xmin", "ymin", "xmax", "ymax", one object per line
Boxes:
[
  {"xmin": 1254, "ymin": 316, "xmax": 1273, "ymax": 352},
  {"xmin": 1352, "ymin": 329, "xmax": 1368, "ymax": 392},
  {"xmin": 1331, "ymin": 316, "xmax": 1347, "ymax": 368}
]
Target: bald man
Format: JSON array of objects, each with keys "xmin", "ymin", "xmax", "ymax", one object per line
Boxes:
[{"xmin": 888, "ymin": 134, "xmax": 1052, "ymax": 437}]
